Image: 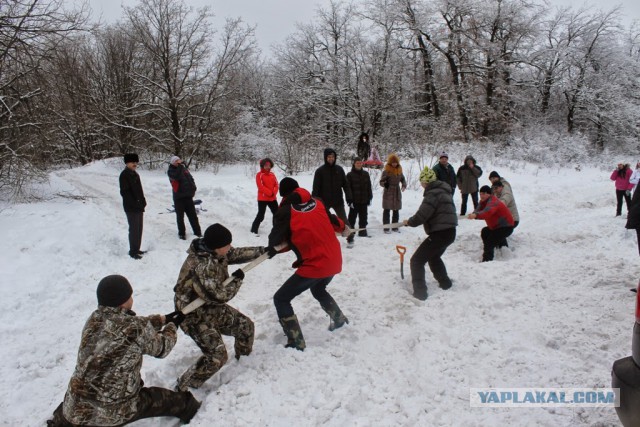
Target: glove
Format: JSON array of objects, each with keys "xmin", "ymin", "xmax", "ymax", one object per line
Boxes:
[
  {"xmin": 341, "ymin": 225, "xmax": 353, "ymax": 238},
  {"xmin": 384, "ymin": 181, "xmax": 390, "ymax": 189},
  {"xmin": 265, "ymin": 246, "xmax": 278, "ymax": 258},
  {"xmin": 165, "ymin": 311, "xmax": 186, "ymax": 327},
  {"xmin": 232, "ymin": 269, "xmax": 245, "ymax": 281}
]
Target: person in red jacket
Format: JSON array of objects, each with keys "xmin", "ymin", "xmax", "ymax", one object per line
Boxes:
[
  {"xmin": 467, "ymin": 185, "xmax": 514, "ymax": 262},
  {"xmin": 251, "ymin": 158, "xmax": 279, "ymax": 235},
  {"xmin": 267, "ymin": 177, "xmax": 350, "ymax": 351}
]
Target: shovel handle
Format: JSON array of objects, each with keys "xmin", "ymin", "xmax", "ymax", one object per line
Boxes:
[{"xmin": 396, "ymin": 245, "xmax": 406, "ymax": 262}]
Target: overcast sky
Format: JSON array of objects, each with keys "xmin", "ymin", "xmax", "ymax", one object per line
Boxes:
[{"xmin": 84, "ymin": 0, "xmax": 639, "ymax": 55}]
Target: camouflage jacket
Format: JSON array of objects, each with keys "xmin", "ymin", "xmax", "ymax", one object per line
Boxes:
[
  {"xmin": 174, "ymin": 239, "xmax": 266, "ymax": 313},
  {"xmin": 62, "ymin": 306, "xmax": 177, "ymax": 426}
]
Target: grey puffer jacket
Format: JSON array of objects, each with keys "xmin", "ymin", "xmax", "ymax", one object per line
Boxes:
[{"xmin": 406, "ymin": 181, "xmax": 458, "ymax": 234}]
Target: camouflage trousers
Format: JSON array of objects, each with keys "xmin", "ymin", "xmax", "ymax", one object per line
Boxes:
[
  {"xmin": 48, "ymin": 387, "xmax": 198, "ymax": 426},
  {"xmin": 178, "ymin": 303, "xmax": 254, "ymax": 390}
]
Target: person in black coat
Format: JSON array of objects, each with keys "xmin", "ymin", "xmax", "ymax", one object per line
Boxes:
[
  {"xmin": 312, "ymin": 148, "xmax": 353, "ymax": 242},
  {"xmin": 119, "ymin": 153, "xmax": 147, "ymax": 259},
  {"xmin": 626, "ymin": 187, "xmax": 640, "ymax": 255},
  {"xmin": 357, "ymin": 132, "xmax": 371, "ymax": 161},
  {"xmin": 168, "ymin": 156, "xmax": 202, "ymax": 240},
  {"xmin": 346, "ymin": 158, "xmax": 373, "ymax": 237},
  {"xmin": 431, "ymin": 152, "xmax": 457, "ymax": 196}
]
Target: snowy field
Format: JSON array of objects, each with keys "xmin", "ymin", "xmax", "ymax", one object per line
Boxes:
[{"xmin": 0, "ymin": 157, "xmax": 636, "ymax": 426}]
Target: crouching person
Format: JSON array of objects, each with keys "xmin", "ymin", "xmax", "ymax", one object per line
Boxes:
[
  {"xmin": 173, "ymin": 223, "xmax": 266, "ymax": 392},
  {"xmin": 48, "ymin": 275, "xmax": 200, "ymax": 426},
  {"xmin": 267, "ymin": 177, "xmax": 350, "ymax": 351},
  {"xmin": 467, "ymin": 185, "xmax": 514, "ymax": 262}
]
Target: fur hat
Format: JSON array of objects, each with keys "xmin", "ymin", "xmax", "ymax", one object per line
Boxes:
[
  {"xmin": 439, "ymin": 151, "xmax": 449, "ymax": 159},
  {"xmin": 489, "ymin": 171, "xmax": 500, "ymax": 179},
  {"xmin": 203, "ymin": 223, "xmax": 232, "ymax": 250},
  {"xmin": 97, "ymin": 275, "xmax": 133, "ymax": 307},
  {"xmin": 479, "ymin": 185, "xmax": 493, "ymax": 194},
  {"xmin": 419, "ymin": 166, "xmax": 437, "ymax": 184},
  {"xmin": 260, "ymin": 158, "xmax": 273, "ymax": 168},
  {"xmin": 123, "ymin": 153, "xmax": 139, "ymax": 163},
  {"xmin": 279, "ymin": 177, "xmax": 299, "ymax": 198},
  {"xmin": 170, "ymin": 156, "xmax": 181, "ymax": 166}
]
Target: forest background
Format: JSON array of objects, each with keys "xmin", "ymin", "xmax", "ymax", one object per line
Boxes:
[{"xmin": 1, "ymin": 0, "xmax": 639, "ymax": 199}]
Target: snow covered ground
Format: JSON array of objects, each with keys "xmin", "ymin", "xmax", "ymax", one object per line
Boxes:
[{"xmin": 0, "ymin": 157, "xmax": 635, "ymax": 426}]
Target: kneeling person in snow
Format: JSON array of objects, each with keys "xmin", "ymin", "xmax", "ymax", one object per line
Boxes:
[
  {"xmin": 173, "ymin": 224, "xmax": 267, "ymax": 391},
  {"xmin": 467, "ymin": 186, "xmax": 514, "ymax": 262},
  {"xmin": 48, "ymin": 275, "xmax": 200, "ymax": 426},
  {"xmin": 402, "ymin": 166, "xmax": 458, "ymax": 301},
  {"xmin": 268, "ymin": 177, "xmax": 350, "ymax": 351}
]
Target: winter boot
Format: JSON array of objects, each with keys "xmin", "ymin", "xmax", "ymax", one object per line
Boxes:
[
  {"xmin": 413, "ymin": 289, "xmax": 428, "ymax": 301},
  {"xmin": 321, "ymin": 301, "xmax": 349, "ymax": 331},
  {"xmin": 358, "ymin": 230, "xmax": 369, "ymax": 237},
  {"xmin": 438, "ymin": 278, "xmax": 452, "ymax": 290},
  {"xmin": 179, "ymin": 392, "xmax": 202, "ymax": 424},
  {"xmin": 279, "ymin": 315, "xmax": 306, "ymax": 351}
]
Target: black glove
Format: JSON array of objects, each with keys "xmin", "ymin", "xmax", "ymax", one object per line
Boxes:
[
  {"xmin": 232, "ymin": 268, "xmax": 245, "ymax": 281},
  {"xmin": 165, "ymin": 311, "xmax": 186, "ymax": 327},
  {"xmin": 384, "ymin": 181, "xmax": 390, "ymax": 189},
  {"xmin": 265, "ymin": 246, "xmax": 278, "ymax": 258}
]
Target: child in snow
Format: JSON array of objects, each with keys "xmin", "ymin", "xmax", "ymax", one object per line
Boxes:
[{"xmin": 173, "ymin": 224, "xmax": 267, "ymax": 391}]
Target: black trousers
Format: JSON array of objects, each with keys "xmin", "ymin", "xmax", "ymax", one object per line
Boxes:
[
  {"xmin": 410, "ymin": 228, "xmax": 456, "ymax": 295},
  {"xmin": 125, "ymin": 212, "xmax": 143, "ymax": 256},
  {"xmin": 616, "ymin": 190, "xmax": 632, "ymax": 215},
  {"xmin": 382, "ymin": 209, "xmax": 399, "ymax": 230},
  {"xmin": 460, "ymin": 192, "xmax": 478, "ymax": 215},
  {"xmin": 174, "ymin": 197, "xmax": 201, "ymax": 237},
  {"xmin": 251, "ymin": 200, "xmax": 278, "ymax": 233},
  {"xmin": 348, "ymin": 203, "xmax": 368, "ymax": 234},
  {"xmin": 274, "ymin": 274, "xmax": 336, "ymax": 319},
  {"xmin": 48, "ymin": 387, "xmax": 198, "ymax": 426},
  {"xmin": 481, "ymin": 226, "xmax": 514, "ymax": 261}
]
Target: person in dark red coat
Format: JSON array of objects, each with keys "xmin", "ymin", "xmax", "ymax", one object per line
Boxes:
[
  {"xmin": 467, "ymin": 185, "xmax": 514, "ymax": 262},
  {"xmin": 168, "ymin": 156, "xmax": 202, "ymax": 240},
  {"xmin": 251, "ymin": 158, "xmax": 279, "ymax": 235},
  {"xmin": 267, "ymin": 177, "xmax": 350, "ymax": 351}
]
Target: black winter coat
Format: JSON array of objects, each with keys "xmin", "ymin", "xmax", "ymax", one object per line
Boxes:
[
  {"xmin": 626, "ymin": 189, "xmax": 640, "ymax": 229},
  {"xmin": 168, "ymin": 164, "xmax": 197, "ymax": 200},
  {"xmin": 432, "ymin": 162, "xmax": 457, "ymax": 194},
  {"xmin": 346, "ymin": 167, "xmax": 373, "ymax": 205},
  {"xmin": 312, "ymin": 149, "xmax": 352, "ymax": 208},
  {"xmin": 406, "ymin": 181, "xmax": 458, "ymax": 234},
  {"xmin": 119, "ymin": 167, "xmax": 146, "ymax": 213}
]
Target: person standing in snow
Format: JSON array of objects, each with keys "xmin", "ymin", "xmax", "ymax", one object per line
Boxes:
[
  {"xmin": 357, "ymin": 132, "xmax": 371, "ymax": 161},
  {"xmin": 468, "ymin": 186, "xmax": 515, "ymax": 262},
  {"xmin": 173, "ymin": 224, "xmax": 267, "ymax": 392},
  {"xmin": 380, "ymin": 153, "xmax": 407, "ymax": 233},
  {"xmin": 629, "ymin": 162, "xmax": 640, "ymax": 194},
  {"xmin": 250, "ymin": 158, "xmax": 279, "ymax": 235},
  {"xmin": 456, "ymin": 155, "xmax": 482, "ymax": 216},
  {"xmin": 119, "ymin": 153, "xmax": 146, "ymax": 260},
  {"xmin": 168, "ymin": 156, "xmax": 202, "ymax": 240},
  {"xmin": 267, "ymin": 177, "xmax": 351, "ymax": 351},
  {"xmin": 432, "ymin": 152, "xmax": 457, "ymax": 195},
  {"xmin": 610, "ymin": 163, "xmax": 633, "ymax": 217},
  {"xmin": 626, "ymin": 180, "xmax": 640, "ymax": 255},
  {"xmin": 48, "ymin": 275, "xmax": 200, "ymax": 426},
  {"xmin": 312, "ymin": 148, "xmax": 354, "ymax": 244},
  {"xmin": 402, "ymin": 166, "xmax": 458, "ymax": 301},
  {"xmin": 346, "ymin": 158, "xmax": 373, "ymax": 237}
]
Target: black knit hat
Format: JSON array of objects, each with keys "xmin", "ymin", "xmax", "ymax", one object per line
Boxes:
[
  {"xmin": 203, "ymin": 223, "xmax": 232, "ymax": 250},
  {"xmin": 492, "ymin": 180, "xmax": 504, "ymax": 188},
  {"xmin": 479, "ymin": 185, "xmax": 493, "ymax": 194},
  {"xmin": 489, "ymin": 171, "xmax": 500, "ymax": 179},
  {"xmin": 97, "ymin": 275, "xmax": 133, "ymax": 307},
  {"xmin": 124, "ymin": 153, "xmax": 139, "ymax": 163},
  {"xmin": 279, "ymin": 177, "xmax": 299, "ymax": 198}
]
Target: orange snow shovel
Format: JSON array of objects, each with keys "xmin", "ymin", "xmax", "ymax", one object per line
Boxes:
[{"xmin": 396, "ymin": 245, "xmax": 407, "ymax": 279}]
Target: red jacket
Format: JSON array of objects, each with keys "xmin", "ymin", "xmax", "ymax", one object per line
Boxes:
[
  {"xmin": 268, "ymin": 188, "xmax": 344, "ymax": 278},
  {"xmin": 256, "ymin": 169, "xmax": 278, "ymax": 202},
  {"xmin": 474, "ymin": 195, "xmax": 514, "ymax": 230}
]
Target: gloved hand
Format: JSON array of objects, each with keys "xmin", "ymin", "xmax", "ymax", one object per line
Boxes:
[
  {"xmin": 341, "ymin": 225, "xmax": 353, "ymax": 238},
  {"xmin": 165, "ymin": 311, "xmax": 186, "ymax": 327},
  {"xmin": 265, "ymin": 246, "xmax": 278, "ymax": 258},
  {"xmin": 384, "ymin": 181, "xmax": 390, "ymax": 189},
  {"xmin": 232, "ymin": 269, "xmax": 245, "ymax": 281}
]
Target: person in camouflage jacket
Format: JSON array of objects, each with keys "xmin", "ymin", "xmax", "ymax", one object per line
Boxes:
[
  {"xmin": 48, "ymin": 275, "xmax": 200, "ymax": 426},
  {"xmin": 173, "ymin": 223, "xmax": 267, "ymax": 392}
]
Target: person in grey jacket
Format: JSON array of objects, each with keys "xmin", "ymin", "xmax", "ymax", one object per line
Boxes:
[
  {"xmin": 456, "ymin": 155, "xmax": 483, "ymax": 215},
  {"xmin": 402, "ymin": 167, "xmax": 458, "ymax": 301}
]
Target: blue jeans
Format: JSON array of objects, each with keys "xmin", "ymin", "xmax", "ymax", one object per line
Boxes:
[{"xmin": 274, "ymin": 274, "xmax": 335, "ymax": 318}]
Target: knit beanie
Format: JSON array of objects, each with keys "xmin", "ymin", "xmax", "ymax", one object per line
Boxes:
[
  {"xmin": 279, "ymin": 177, "xmax": 299, "ymax": 198},
  {"xmin": 419, "ymin": 166, "xmax": 437, "ymax": 184},
  {"xmin": 170, "ymin": 156, "xmax": 181, "ymax": 166},
  {"xmin": 489, "ymin": 171, "xmax": 500, "ymax": 179},
  {"xmin": 479, "ymin": 185, "xmax": 493, "ymax": 194},
  {"xmin": 97, "ymin": 275, "xmax": 133, "ymax": 307},
  {"xmin": 439, "ymin": 151, "xmax": 448, "ymax": 159},
  {"xmin": 124, "ymin": 153, "xmax": 139, "ymax": 163},
  {"xmin": 203, "ymin": 223, "xmax": 232, "ymax": 250}
]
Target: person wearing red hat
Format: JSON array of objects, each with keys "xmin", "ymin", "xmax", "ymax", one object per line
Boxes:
[{"xmin": 250, "ymin": 158, "xmax": 279, "ymax": 235}]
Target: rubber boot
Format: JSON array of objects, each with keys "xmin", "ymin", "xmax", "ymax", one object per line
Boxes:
[
  {"xmin": 279, "ymin": 315, "xmax": 306, "ymax": 351},
  {"xmin": 321, "ymin": 301, "xmax": 349, "ymax": 331}
]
